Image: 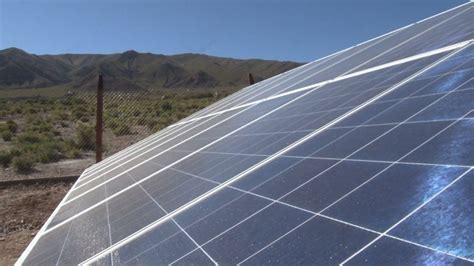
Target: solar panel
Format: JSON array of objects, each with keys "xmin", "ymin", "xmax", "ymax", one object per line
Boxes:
[{"xmin": 17, "ymin": 2, "xmax": 474, "ymax": 265}]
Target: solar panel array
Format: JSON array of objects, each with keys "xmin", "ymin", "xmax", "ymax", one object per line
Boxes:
[{"xmin": 18, "ymin": 2, "xmax": 474, "ymax": 265}]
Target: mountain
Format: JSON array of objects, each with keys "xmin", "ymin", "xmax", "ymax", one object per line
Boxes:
[{"xmin": 0, "ymin": 48, "xmax": 303, "ymax": 91}]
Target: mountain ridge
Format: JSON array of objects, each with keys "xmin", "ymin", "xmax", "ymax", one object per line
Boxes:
[{"xmin": 0, "ymin": 48, "xmax": 303, "ymax": 91}]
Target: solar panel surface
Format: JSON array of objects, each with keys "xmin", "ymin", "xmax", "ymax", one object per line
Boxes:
[{"xmin": 17, "ymin": 2, "xmax": 474, "ymax": 265}]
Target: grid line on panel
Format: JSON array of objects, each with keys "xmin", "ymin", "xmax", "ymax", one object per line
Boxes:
[
  {"xmin": 171, "ymin": 39, "xmax": 472, "ymax": 128},
  {"xmin": 330, "ymin": 113, "xmax": 474, "ymax": 130},
  {"xmin": 117, "ymin": 169, "xmax": 250, "ymax": 264},
  {"xmin": 413, "ymin": 1, "xmax": 472, "ymax": 25},
  {"xmin": 81, "ymin": 42, "xmax": 468, "ymax": 265},
  {"xmin": 104, "ymin": 186, "xmax": 114, "ymax": 266},
  {"xmin": 54, "ymin": 224, "xmax": 72, "ymax": 266},
  {"xmin": 170, "ymin": 149, "xmax": 473, "ymax": 170},
  {"xmin": 347, "ymin": 6, "xmax": 474, "ymax": 73},
  {"xmin": 178, "ymin": 94, "xmax": 474, "ymax": 143},
  {"xmin": 274, "ymin": 61, "xmax": 472, "ymax": 114},
  {"xmin": 188, "ymin": 115, "xmax": 474, "ymax": 142},
  {"xmin": 279, "ymin": 76, "xmax": 474, "ymax": 161},
  {"xmin": 234, "ymin": 214, "xmax": 317, "ymax": 265},
  {"xmin": 226, "ymin": 82, "xmax": 473, "ymax": 132},
  {"xmin": 301, "ymin": 156, "xmax": 474, "ymax": 170},
  {"xmin": 125, "ymin": 172, "xmax": 218, "ymax": 265},
  {"xmin": 340, "ymin": 167, "xmax": 474, "ymax": 265}
]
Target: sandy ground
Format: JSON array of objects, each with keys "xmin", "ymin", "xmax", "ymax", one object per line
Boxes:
[{"xmin": 0, "ymin": 182, "xmax": 73, "ymax": 265}]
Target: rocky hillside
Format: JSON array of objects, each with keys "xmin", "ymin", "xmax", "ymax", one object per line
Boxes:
[{"xmin": 0, "ymin": 48, "xmax": 303, "ymax": 90}]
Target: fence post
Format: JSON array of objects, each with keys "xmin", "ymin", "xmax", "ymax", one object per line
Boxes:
[
  {"xmin": 96, "ymin": 74, "xmax": 104, "ymax": 163},
  {"xmin": 248, "ymin": 73, "xmax": 255, "ymax": 85}
]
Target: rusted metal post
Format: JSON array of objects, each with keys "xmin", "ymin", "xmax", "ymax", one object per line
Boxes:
[
  {"xmin": 248, "ymin": 73, "xmax": 255, "ymax": 85},
  {"xmin": 96, "ymin": 74, "xmax": 104, "ymax": 163}
]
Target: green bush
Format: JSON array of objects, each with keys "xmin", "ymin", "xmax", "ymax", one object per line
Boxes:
[
  {"xmin": 137, "ymin": 116, "xmax": 148, "ymax": 126},
  {"xmin": 63, "ymin": 139, "xmax": 79, "ymax": 158},
  {"xmin": 31, "ymin": 122, "xmax": 52, "ymax": 133},
  {"xmin": 108, "ymin": 110, "xmax": 120, "ymax": 118},
  {"xmin": 6, "ymin": 120, "xmax": 17, "ymax": 133},
  {"xmin": 72, "ymin": 106, "xmax": 89, "ymax": 120},
  {"xmin": 52, "ymin": 110, "xmax": 69, "ymax": 121},
  {"xmin": 76, "ymin": 124, "xmax": 95, "ymax": 151},
  {"xmin": 80, "ymin": 116, "xmax": 90, "ymax": 123},
  {"xmin": 133, "ymin": 110, "xmax": 141, "ymax": 117},
  {"xmin": 0, "ymin": 151, "xmax": 12, "ymax": 167},
  {"xmin": 161, "ymin": 101, "xmax": 173, "ymax": 112},
  {"xmin": 113, "ymin": 123, "xmax": 132, "ymax": 136},
  {"xmin": 2, "ymin": 131, "xmax": 12, "ymax": 141},
  {"xmin": 9, "ymin": 149, "xmax": 22, "ymax": 157},
  {"xmin": 146, "ymin": 119, "xmax": 159, "ymax": 130},
  {"xmin": 108, "ymin": 119, "xmax": 120, "ymax": 130},
  {"xmin": 34, "ymin": 142, "xmax": 63, "ymax": 163},
  {"xmin": 27, "ymin": 107, "xmax": 38, "ymax": 114},
  {"xmin": 160, "ymin": 115, "xmax": 173, "ymax": 126},
  {"xmin": 67, "ymin": 148, "xmax": 81, "ymax": 159},
  {"xmin": 12, "ymin": 155, "xmax": 35, "ymax": 174},
  {"xmin": 17, "ymin": 132, "xmax": 41, "ymax": 143}
]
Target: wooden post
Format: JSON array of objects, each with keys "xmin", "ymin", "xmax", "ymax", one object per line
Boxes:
[
  {"xmin": 96, "ymin": 74, "xmax": 104, "ymax": 163},
  {"xmin": 248, "ymin": 73, "xmax": 255, "ymax": 85}
]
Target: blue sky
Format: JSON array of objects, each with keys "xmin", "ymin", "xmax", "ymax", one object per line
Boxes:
[{"xmin": 0, "ymin": 0, "xmax": 466, "ymax": 62}]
